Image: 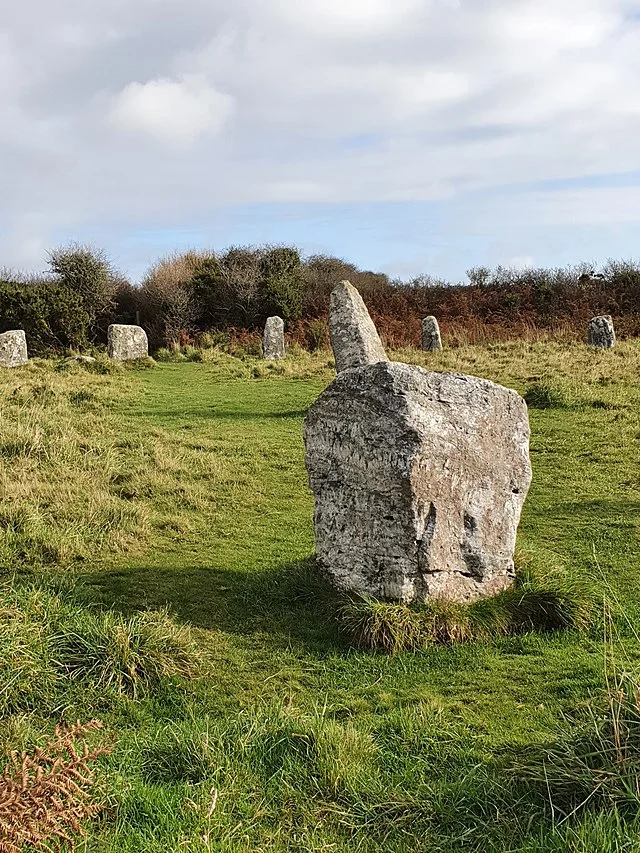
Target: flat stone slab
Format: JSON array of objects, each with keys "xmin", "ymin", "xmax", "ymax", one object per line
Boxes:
[
  {"xmin": 329, "ymin": 281, "xmax": 388, "ymax": 373},
  {"xmin": 263, "ymin": 316, "xmax": 285, "ymax": 359},
  {"xmin": 0, "ymin": 330, "xmax": 28, "ymax": 367},
  {"xmin": 421, "ymin": 316, "xmax": 442, "ymax": 351},
  {"xmin": 588, "ymin": 315, "xmax": 615, "ymax": 349},
  {"xmin": 108, "ymin": 324, "xmax": 148, "ymax": 360},
  {"xmin": 304, "ymin": 361, "xmax": 532, "ymax": 604}
]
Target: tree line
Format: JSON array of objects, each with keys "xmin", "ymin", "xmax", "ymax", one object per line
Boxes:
[{"xmin": 2, "ymin": 244, "xmax": 640, "ymax": 354}]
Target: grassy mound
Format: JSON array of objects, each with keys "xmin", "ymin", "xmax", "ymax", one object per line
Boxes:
[{"xmin": 337, "ymin": 552, "xmax": 595, "ymax": 653}]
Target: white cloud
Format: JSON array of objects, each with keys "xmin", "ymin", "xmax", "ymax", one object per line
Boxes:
[
  {"xmin": 270, "ymin": 0, "xmax": 425, "ymax": 36},
  {"xmin": 108, "ymin": 74, "xmax": 234, "ymax": 144},
  {"xmin": 2, "ymin": 0, "xmax": 640, "ymax": 275}
]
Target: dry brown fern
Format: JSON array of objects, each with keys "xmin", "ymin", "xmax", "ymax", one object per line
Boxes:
[{"xmin": 0, "ymin": 719, "xmax": 111, "ymax": 853}]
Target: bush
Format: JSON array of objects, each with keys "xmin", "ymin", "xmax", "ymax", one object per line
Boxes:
[
  {"xmin": 47, "ymin": 243, "xmax": 118, "ymax": 338},
  {"xmin": 138, "ymin": 251, "xmax": 205, "ymax": 349},
  {"xmin": 259, "ymin": 246, "xmax": 304, "ymax": 321},
  {"xmin": 0, "ymin": 277, "xmax": 90, "ymax": 354}
]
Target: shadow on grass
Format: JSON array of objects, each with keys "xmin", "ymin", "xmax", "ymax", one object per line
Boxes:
[
  {"xmin": 143, "ymin": 408, "xmax": 309, "ymax": 423},
  {"xmin": 74, "ymin": 557, "xmax": 343, "ymax": 654}
]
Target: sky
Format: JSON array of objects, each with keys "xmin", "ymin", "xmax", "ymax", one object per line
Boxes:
[{"xmin": 2, "ymin": 0, "xmax": 640, "ymax": 284}]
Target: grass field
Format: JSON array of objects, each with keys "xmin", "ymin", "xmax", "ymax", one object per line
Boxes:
[{"xmin": 2, "ymin": 341, "xmax": 640, "ymax": 851}]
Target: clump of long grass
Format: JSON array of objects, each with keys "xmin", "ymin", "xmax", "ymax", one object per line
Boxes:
[
  {"xmin": 52, "ymin": 607, "xmax": 202, "ymax": 699},
  {"xmin": 0, "ymin": 583, "xmax": 203, "ymax": 713},
  {"xmin": 0, "ymin": 719, "xmax": 110, "ymax": 853},
  {"xmin": 524, "ymin": 378, "xmax": 580, "ymax": 409},
  {"xmin": 337, "ymin": 552, "xmax": 594, "ymax": 653},
  {"xmin": 508, "ymin": 669, "xmax": 640, "ymax": 817}
]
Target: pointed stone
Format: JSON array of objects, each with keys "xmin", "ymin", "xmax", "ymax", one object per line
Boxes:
[
  {"xmin": 263, "ymin": 316, "xmax": 285, "ymax": 359},
  {"xmin": 108, "ymin": 324, "xmax": 148, "ymax": 360},
  {"xmin": 421, "ymin": 316, "xmax": 442, "ymax": 351},
  {"xmin": 329, "ymin": 281, "xmax": 388, "ymax": 374},
  {"xmin": 588, "ymin": 315, "xmax": 615, "ymax": 349},
  {"xmin": 0, "ymin": 330, "xmax": 28, "ymax": 367},
  {"xmin": 304, "ymin": 361, "xmax": 532, "ymax": 604}
]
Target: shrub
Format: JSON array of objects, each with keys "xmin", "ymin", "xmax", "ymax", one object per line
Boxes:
[
  {"xmin": 0, "ymin": 278, "xmax": 90, "ymax": 354},
  {"xmin": 47, "ymin": 243, "xmax": 118, "ymax": 338},
  {"xmin": 259, "ymin": 246, "xmax": 304, "ymax": 321}
]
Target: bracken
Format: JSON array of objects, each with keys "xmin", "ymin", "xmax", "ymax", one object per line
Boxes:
[{"xmin": 0, "ymin": 719, "xmax": 111, "ymax": 852}]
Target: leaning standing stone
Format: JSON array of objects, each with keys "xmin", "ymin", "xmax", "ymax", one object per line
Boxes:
[
  {"xmin": 421, "ymin": 316, "xmax": 442, "ymax": 351},
  {"xmin": 0, "ymin": 330, "xmax": 28, "ymax": 367},
  {"xmin": 263, "ymin": 316, "xmax": 285, "ymax": 359},
  {"xmin": 107, "ymin": 324, "xmax": 148, "ymax": 360},
  {"xmin": 588, "ymin": 315, "xmax": 615, "ymax": 349},
  {"xmin": 304, "ymin": 361, "xmax": 532, "ymax": 604},
  {"xmin": 329, "ymin": 281, "xmax": 388, "ymax": 374}
]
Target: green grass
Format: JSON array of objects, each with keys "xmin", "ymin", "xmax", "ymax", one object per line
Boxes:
[{"xmin": 2, "ymin": 341, "xmax": 640, "ymax": 850}]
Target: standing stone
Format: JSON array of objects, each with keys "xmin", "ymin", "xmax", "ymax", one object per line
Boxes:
[
  {"xmin": 107, "ymin": 324, "xmax": 148, "ymax": 360},
  {"xmin": 0, "ymin": 330, "xmax": 28, "ymax": 367},
  {"xmin": 329, "ymin": 281, "xmax": 388, "ymax": 374},
  {"xmin": 304, "ymin": 361, "xmax": 532, "ymax": 604},
  {"xmin": 588, "ymin": 315, "xmax": 615, "ymax": 349},
  {"xmin": 421, "ymin": 316, "xmax": 442, "ymax": 351},
  {"xmin": 263, "ymin": 316, "xmax": 285, "ymax": 359}
]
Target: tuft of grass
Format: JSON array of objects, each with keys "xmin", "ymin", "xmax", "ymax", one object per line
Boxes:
[
  {"xmin": 0, "ymin": 583, "xmax": 203, "ymax": 712},
  {"xmin": 524, "ymin": 378, "xmax": 579, "ymax": 409},
  {"xmin": 337, "ymin": 553, "xmax": 594, "ymax": 653},
  {"xmin": 51, "ymin": 607, "xmax": 203, "ymax": 699}
]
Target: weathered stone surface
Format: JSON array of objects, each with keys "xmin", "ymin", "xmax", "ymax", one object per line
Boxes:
[
  {"xmin": 107, "ymin": 324, "xmax": 148, "ymax": 360},
  {"xmin": 588, "ymin": 315, "xmax": 615, "ymax": 349},
  {"xmin": 329, "ymin": 281, "xmax": 388, "ymax": 374},
  {"xmin": 263, "ymin": 316, "xmax": 285, "ymax": 359},
  {"xmin": 304, "ymin": 361, "xmax": 532, "ymax": 603},
  {"xmin": 0, "ymin": 330, "xmax": 28, "ymax": 367},
  {"xmin": 421, "ymin": 316, "xmax": 442, "ymax": 351}
]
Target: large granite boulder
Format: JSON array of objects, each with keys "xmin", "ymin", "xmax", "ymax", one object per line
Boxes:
[
  {"xmin": 329, "ymin": 281, "xmax": 388, "ymax": 373},
  {"xmin": 421, "ymin": 316, "xmax": 442, "ymax": 351},
  {"xmin": 0, "ymin": 330, "xmax": 28, "ymax": 367},
  {"xmin": 108, "ymin": 324, "xmax": 148, "ymax": 360},
  {"xmin": 263, "ymin": 316, "xmax": 285, "ymax": 359},
  {"xmin": 588, "ymin": 315, "xmax": 615, "ymax": 349},
  {"xmin": 304, "ymin": 362, "xmax": 532, "ymax": 603}
]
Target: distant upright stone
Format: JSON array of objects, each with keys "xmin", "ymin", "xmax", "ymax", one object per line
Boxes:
[
  {"xmin": 304, "ymin": 362, "xmax": 532, "ymax": 604},
  {"xmin": 421, "ymin": 316, "xmax": 442, "ymax": 351},
  {"xmin": 263, "ymin": 316, "xmax": 285, "ymax": 359},
  {"xmin": 329, "ymin": 281, "xmax": 388, "ymax": 373},
  {"xmin": 0, "ymin": 330, "xmax": 28, "ymax": 367},
  {"xmin": 588, "ymin": 315, "xmax": 615, "ymax": 349},
  {"xmin": 108, "ymin": 324, "xmax": 148, "ymax": 360}
]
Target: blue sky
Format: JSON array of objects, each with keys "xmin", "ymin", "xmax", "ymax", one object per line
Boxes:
[{"xmin": 2, "ymin": 0, "xmax": 640, "ymax": 284}]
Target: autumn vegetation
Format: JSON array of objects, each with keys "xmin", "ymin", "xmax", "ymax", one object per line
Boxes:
[{"xmin": 2, "ymin": 244, "xmax": 640, "ymax": 355}]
